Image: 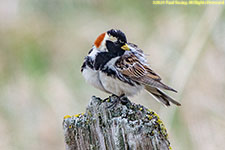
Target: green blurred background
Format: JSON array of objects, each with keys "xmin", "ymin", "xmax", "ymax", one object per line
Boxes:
[{"xmin": 0, "ymin": 0, "xmax": 225, "ymax": 150}]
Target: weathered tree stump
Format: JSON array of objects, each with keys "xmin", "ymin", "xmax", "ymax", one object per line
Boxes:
[{"xmin": 63, "ymin": 96, "xmax": 171, "ymax": 150}]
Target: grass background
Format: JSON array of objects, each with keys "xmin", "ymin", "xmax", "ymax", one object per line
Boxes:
[{"xmin": 0, "ymin": 0, "xmax": 225, "ymax": 150}]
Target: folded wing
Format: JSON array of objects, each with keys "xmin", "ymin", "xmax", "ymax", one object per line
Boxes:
[
  {"xmin": 115, "ymin": 53, "xmax": 181, "ymax": 106},
  {"xmin": 115, "ymin": 53, "xmax": 176, "ymax": 92}
]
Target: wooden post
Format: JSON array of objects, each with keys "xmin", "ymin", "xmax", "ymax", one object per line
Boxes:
[{"xmin": 63, "ymin": 96, "xmax": 171, "ymax": 150}]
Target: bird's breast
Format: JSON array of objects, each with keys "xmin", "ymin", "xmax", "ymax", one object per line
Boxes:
[
  {"xmin": 82, "ymin": 66, "xmax": 109, "ymax": 93},
  {"xmin": 99, "ymin": 71, "xmax": 143, "ymax": 96}
]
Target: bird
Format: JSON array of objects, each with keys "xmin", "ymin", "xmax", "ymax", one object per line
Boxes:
[{"xmin": 81, "ymin": 29, "xmax": 181, "ymax": 107}]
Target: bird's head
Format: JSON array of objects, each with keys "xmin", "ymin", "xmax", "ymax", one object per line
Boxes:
[{"xmin": 94, "ymin": 29, "xmax": 130, "ymax": 53}]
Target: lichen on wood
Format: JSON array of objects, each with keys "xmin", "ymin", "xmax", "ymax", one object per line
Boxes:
[{"xmin": 63, "ymin": 96, "xmax": 172, "ymax": 150}]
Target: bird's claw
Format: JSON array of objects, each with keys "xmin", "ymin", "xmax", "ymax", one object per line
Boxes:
[
  {"xmin": 107, "ymin": 94, "xmax": 131, "ymax": 108},
  {"xmin": 107, "ymin": 97, "xmax": 119, "ymax": 108}
]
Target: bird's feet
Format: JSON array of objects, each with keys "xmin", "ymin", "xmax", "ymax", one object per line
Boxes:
[
  {"xmin": 107, "ymin": 94, "xmax": 131, "ymax": 108},
  {"xmin": 120, "ymin": 96, "xmax": 131, "ymax": 105},
  {"xmin": 103, "ymin": 94, "xmax": 116, "ymax": 102}
]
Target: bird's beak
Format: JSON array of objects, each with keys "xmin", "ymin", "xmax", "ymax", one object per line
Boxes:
[{"xmin": 121, "ymin": 44, "xmax": 130, "ymax": 51}]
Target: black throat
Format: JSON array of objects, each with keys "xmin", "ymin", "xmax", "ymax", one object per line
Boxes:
[{"xmin": 94, "ymin": 41, "xmax": 125, "ymax": 70}]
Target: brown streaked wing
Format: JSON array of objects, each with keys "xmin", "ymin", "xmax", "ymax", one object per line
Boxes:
[
  {"xmin": 143, "ymin": 65, "xmax": 161, "ymax": 81},
  {"xmin": 115, "ymin": 54, "xmax": 161, "ymax": 82}
]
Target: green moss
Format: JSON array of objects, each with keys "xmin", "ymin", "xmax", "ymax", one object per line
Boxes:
[{"xmin": 63, "ymin": 96, "xmax": 171, "ymax": 149}]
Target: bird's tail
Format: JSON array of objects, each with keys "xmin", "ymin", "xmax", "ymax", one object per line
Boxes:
[{"xmin": 145, "ymin": 86, "xmax": 181, "ymax": 106}]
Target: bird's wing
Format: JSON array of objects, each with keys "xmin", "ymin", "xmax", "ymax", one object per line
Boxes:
[
  {"xmin": 145, "ymin": 86, "xmax": 181, "ymax": 106},
  {"xmin": 115, "ymin": 53, "xmax": 177, "ymax": 92},
  {"xmin": 127, "ymin": 43, "xmax": 146, "ymax": 63}
]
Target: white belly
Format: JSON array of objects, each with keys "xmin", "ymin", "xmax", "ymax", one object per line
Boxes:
[
  {"xmin": 82, "ymin": 67, "xmax": 108, "ymax": 93},
  {"xmin": 99, "ymin": 72, "xmax": 143, "ymax": 96}
]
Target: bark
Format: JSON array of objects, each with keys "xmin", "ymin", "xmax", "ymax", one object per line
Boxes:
[{"xmin": 63, "ymin": 96, "xmax": 171, "ymax": 150}]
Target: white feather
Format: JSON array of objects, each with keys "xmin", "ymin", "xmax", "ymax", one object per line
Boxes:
[
  {"xmin": 82, "ymin": 66, "xmax": 109, "ymax": 93},
  {"xmin": 99, "ymin": 57, "xmax": 144, "ymax": 96}
]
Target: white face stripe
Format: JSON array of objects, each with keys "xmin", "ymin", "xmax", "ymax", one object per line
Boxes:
[
  {"xmin": 88, "ymin": 47, "xmax": 99, "ymax": 58},
  {"xmin": 103, "ymin": 33, "xmax": 109, "ymax": 42},
  {"xmin": 88, "ymin": 35, "xmax": 118, "ymax": 60},
  {"xmin": 108, "ymin": 35, "xmax": 117, "ymax": 42},
  {"xmin": 98, "ymin": 33, "xmax": 118, "ymax": 52}
]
